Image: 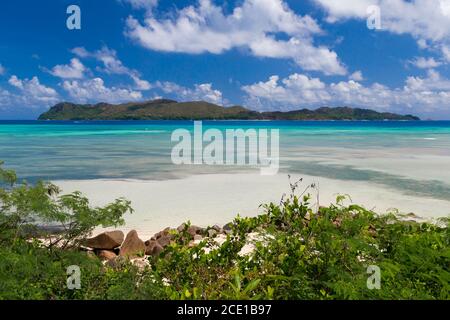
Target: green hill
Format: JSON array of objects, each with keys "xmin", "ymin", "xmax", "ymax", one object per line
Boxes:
[{"xmin": 38, "ymin": 99, "xmax": 420, "ymax": 121}]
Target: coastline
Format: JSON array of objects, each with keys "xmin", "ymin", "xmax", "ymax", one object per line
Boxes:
[{"xmin": 55, "ymin": 172, "xmax": 450, "ymax": 239}]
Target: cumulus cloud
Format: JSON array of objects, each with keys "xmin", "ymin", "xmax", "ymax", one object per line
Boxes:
[
  {"xmin": 70, "ymin": 47, "xmax": 90, "ymax": 58},
  {"xmin": 120, "ymin": 0, "xmax": 158, "ymax": 10},
  {"xmin": 48, "ymin": 58, "xmax": 86, "ymax": 79},
  {"xmin": 242, "ymin": 70, "xmax": 450, "ymax": 116},
  {"xmin": 62, "ymin": 77, "xmax": 143, "ymax": 103},
  {"xmin": 349, "ymin": 70, "xmax": 364, "ymax": 81},
  {"xmin": 156, "ymin": 81, "xmax": 224, "ymax": 105},
  {"xmin": 0, "ymin": 88, "xmax": 13, "ymax": 107},
  {"xmin": 125, "ymin": 0, "xmax": 347, "ymax": 75},
  {"xmin": 441, "ymin": 45, "xmax": 450, "ymax": 62},
  {"xmin": 314, "ymin": 0, "xmax": 450, "ymax": 63},
  {"xmin": 0, "ymin": 75, "xmax": 59, "ymax": 116},
  {"xmin": 409, "ymin": 57, "xmax": 442, "ymax": 69},
  {"xmin": 314, "ymin": 0, "xmax": 450, "ymax": 38},
  {"xmin": 404, "ymin": 69, "xmax": 450, "ymax": 91},
  {"xmin": 8, "ymin": 75, "xmax": 59, "ymax": 105},
  {"xmin": 71, "ymin": 46, "xmax": 152, "ymax": 90}
]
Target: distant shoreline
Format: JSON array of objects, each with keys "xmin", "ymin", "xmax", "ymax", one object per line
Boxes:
[
  {"xmin": 37, "ymin": 119, "xmax": 421, "ymax": 122},
  {"xmin": 2, "ymin": 119, "xmax": 441, "ymax": 123},
  {"xmin": 38, "ymin": 99, "xmax": 421, "ymax": 121}
]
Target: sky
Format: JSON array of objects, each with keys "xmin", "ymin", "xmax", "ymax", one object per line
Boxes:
[{"xmin": 1, "ymin": 0, "xmax": 450, "ymax": 119}]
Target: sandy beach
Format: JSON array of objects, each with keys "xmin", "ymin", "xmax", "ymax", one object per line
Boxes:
[{"xmin": 55, "ymin": 173, "xmax": 450, "ymax": 239}]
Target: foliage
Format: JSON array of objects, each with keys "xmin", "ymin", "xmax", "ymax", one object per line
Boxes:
[
  {"xmin": 0, "ymin": 163, "xmax": 448, "ymax": 300},
  {"xmin": 0, "ymin": 161, "xmax": 133, "ymax": 249},
  {"xmin": 149, "ymin": 180, "xmax": 449, "ymax": 300}
]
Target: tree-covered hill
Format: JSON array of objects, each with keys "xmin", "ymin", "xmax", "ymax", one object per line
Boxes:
[{"xmin": 38, "ymin": 99, "xmax": 420, "ymax": 121}]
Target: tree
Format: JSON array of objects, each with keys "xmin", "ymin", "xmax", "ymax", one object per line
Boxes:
[{"xmin": 0, "ymin": 161, "xmax": 132, "ymax": 248}]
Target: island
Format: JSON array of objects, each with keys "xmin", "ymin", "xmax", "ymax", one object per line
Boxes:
[{"xmin": 38, "ymin": 99, "xmax": 420, "ymax": 121}]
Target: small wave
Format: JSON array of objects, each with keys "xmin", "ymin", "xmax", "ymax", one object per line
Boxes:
[
  {"xmin": 8, "ymin": 129, "xmax": 168, "ymax": 137},
  {"xmin": 68, "ymin": 129, "xmax": 168, "ymax": 136}
]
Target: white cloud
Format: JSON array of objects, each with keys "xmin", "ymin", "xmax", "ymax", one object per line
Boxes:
[
  {"xmin": 314, "ymin": 0, "xmax": 450, "ymax": 63},
  {"xmin": 315, "ymin": 0, "xmax": 450, "ymax": 39},
  {"xmin": 349, "ymin": 70, "xmax": 364, "ymax": 81},
  {"xmin": 125, "ymin": 0, "xmax": 347, "ymax": 75},
  {"xmin": 8, "ymin": 76, "xmax": 23, "ymax": 88},
  {"xmin": 130, "ymin": 74, "xmax": 152, "ymax": 91},
  {"xmin": 314, "ymin": 0, "xmax": 376, "ymax": 21},
  {"xmin": 48, "ymin": 58, "xmax": 86, "ymax": 79},
  {"xmin": 242, "ymin": 74, "xmax": 329, "ymax": 108},
  {"xmin": 0, "ymin": 88, "xmax": 13, "ymax": 107},
  {"xmin": 440, "ymin": 0, "xmax": 450, "ymax": 16},
  {"xmin": 121, "ymin": 0, "xmax": 158, "ymax": 10},
  {"xmin": 71, "ymin": 46, "xmax": 152, "ymax": 90},
  {"xmin": 404, "ymin": 69, "xmax": 450, "ymax": 91},
  {"xmin": 190, "ymin": 83, "xmax": 224, "ymax": 105},
  {"xmin": 157, "ymin": 81, "xmax": 224, "ymax": 105},
  {"xmin": 71, "ymin": 47, "xmax": 90, "ymax": 58},
  {"xmin": 242, "ymin": 71, "xmax": 450, "ymax": 116},
  {"xmin": 0, "ymin": 75, "xmax": 59, "ymax": 111},
  {"xmin": 91, "ymin": 47, "xmax": 132, "ymax": 75},
  {"xmin": 8, "ymin": 75, "xmax": 59, "ymax": 104},
  {"xmin": 62, "ymin": 77, "xmax": 143, "ymax": 103},
  {"xmin": 442, "ymin": 45, "xmax": 450, "ymax": 62},
  {"xmin": 409, "ymin": 57, "xmax": 442, "ymax": 69}
]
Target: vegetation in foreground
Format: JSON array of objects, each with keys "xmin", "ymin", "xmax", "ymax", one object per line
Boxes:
[{"xmin": 0, "ymin": 162, "xmax": 448, "ymax": 300}]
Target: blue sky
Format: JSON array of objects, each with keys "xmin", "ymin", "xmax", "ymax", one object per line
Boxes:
[{"xmin": 1, "ymin": 0, "xmax": 450, "ymax": 119}]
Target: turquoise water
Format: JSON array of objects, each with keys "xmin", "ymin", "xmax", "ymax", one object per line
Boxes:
[{"xmin": 1, "ymin": 120, "xmax": 450, "ymax": 201}]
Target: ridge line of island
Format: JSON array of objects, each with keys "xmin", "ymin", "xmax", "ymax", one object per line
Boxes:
[{"xmin": 38, "ymin": 99, "xmax": 420, "ymax": 121}]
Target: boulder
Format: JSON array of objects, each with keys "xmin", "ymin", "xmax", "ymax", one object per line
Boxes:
[
  {"xmin": 153, "ymin": 227, "xmax": 172, "ymax": 240},
  {"xmin": 177, "ymin": 223, "xmax": 187, "ymax": 233},
  {"xmin": 145, "ymin": 239, "xmax": 155, "ymax": 255},
  {"xmin": 223, "ymin": 223, "xmax": 233, "ymax": 234},
  {"xmin": 187, "ymin": 225, "xmax": 203, "ymax": 237},
  {"xmin": 145, "ymin": 239, "xmax": 164, "ymax": 256},
  {"xmin": 152, "ymin": 243, "xmax": 164, "ymax": 256},
  {"xmin": 405, "ymin": 212, "xmax": 420, "ymax": 219},
  {"xmin": 193, "ymin": 234, "xmax": 203, "ymax": 241},
  {"xmin": 207, "ymin": 229, "xmax": 218, "ymax": 238},
  {"xmin": 177, "ymin": 223, "xmax": 203, "ymax": 237},
  {"xmin": 97, "ymin": 249, "xmax": 117, "ymax": 261},
  {"xmin": 119, "ymin": 230, "xmax": 145, "ymax": 258},
  {"xmin": 84, "ymin": 230, "xmax": 124, "ymax": 249},
  {"xmin": 157, "ymin": 234, "xmax": 172, "ymax": 247}
]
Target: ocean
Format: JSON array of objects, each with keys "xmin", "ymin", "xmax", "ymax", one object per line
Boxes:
[{"xmin": 1, "ymin": 120, "xmax": 450, "ymax": 203}]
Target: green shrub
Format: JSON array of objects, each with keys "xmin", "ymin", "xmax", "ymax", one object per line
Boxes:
[
  {"xmin": 148, "ymin": 182, "xmax": 449, "ymax": 300},
  {"xmin": 0, "ymin": 160, "xmax": 132, "ymax": 248},
  {"xmin": 0, "ymin": 162, "xmax": 448, "ymax": 300}
]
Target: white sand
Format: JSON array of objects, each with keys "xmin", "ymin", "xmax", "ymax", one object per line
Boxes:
[{"xmin": 55, "ymin": 173, "xmax": 450, "ymax": 239}]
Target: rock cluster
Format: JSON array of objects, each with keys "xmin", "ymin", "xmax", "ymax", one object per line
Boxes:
[{"xmin": 82, "ymin": 223, "xmax": 231, "ymax": 268}]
